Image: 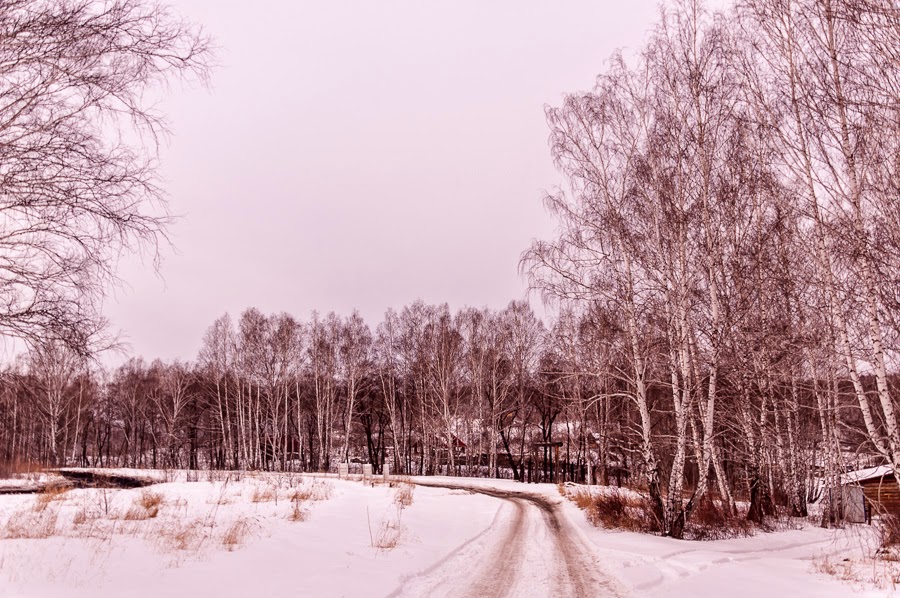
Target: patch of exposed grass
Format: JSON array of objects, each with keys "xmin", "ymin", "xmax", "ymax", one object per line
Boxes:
[
  {"xmin": 393, "ymin": 483, "xmax": 414, "ymax": 509},
  {"xmin": 2, "ymin": 506, "xmax": 59, "ymax": 539},
  {"xmin": 566, "ymin": 486, "xmax": 653, "ymax": 532},
  {"xmin": 251, "ymin": 485, "xmax": 277, "ymax": 503},
  {"xmin": 289, "ymin": 480, "xmax": 332, "ymax": 503},
  {"xmin": 288, "ymin": 502, "xmax": 309, "ymax": 522},
  {"xmin": 371, "ymin": 518, "xmax": 403, "ymax": 551},
  {"xmin": 34, "ymin": 485, "xmax": 70, "ymax": 511},
  {"xmin": 222, "ymin": 518, "xmax": 253, "ymax": 551},
  {"xmin": 158, "ymin": 517, "xmax": 205, "ymax": 552},
  {"xmin": 121, "ymin": 490, "xmax": 163, "ymax": 520}
]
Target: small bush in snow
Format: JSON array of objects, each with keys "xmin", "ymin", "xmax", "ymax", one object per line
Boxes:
[
  {"xmin": 371, "ymin": 519, "xmax": 402, "ymax": 550},
  {"xmin": 567, "ymin": 486, "xmax": 653, "ymax": 533},
  {"xmin": 222, "ymin": 518, "xmax": 252, "ymax": 550},
  {"xmin": 251, "ymin": 484, "xmax": 277, "ymax": 503},
  {"xmin": 288, "ymin": 501, "xmax": 309, "ymax": 522},
  {"xmin": 393, "ymin": 482, "xmax": 415, "ymax": 509},
  {"xmin": 124, "ymin": 490, "xmax": 163, "ymax": 520},
  {"xmin": 686, "ymin": 495, "xmax": 753, "ymax": 540}
]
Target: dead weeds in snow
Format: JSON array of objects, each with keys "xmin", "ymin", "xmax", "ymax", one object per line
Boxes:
[
  {"xmin": 72, "ymin": 507, "xmax": 88, "ymax": 526},
  {"xmin": 566, "ymin": 486, "xmax": 654, "ymax": 533},
  {"xmin": 686, "ymin": 495, "xmax": 754, "ymax": 540},
  {"xmin": 368, "ymin": 505, "xmax": 405, "ymax": 552},
  {"xmin": 814, "ymin": 552, "xmax": 900, "ymax": 590},
  {"xmin": 1, "ymin": 471, "xmax": 335, "ymax": 573},
  {"xmin": 288, "ymin": 501, "xmax": 309, "ymax": 522},
  {"xmin": 158, "ymin": 517, "xmax": 206, "ymax": 552},
  {"xmin": 124, "ymin": 490, "xmax": 163, "ymax": 520},
  {"xmin": 251, "ymin": 484, "xmax": 278, "ymax": 503},
  {"xmin": 2, "ymin": 505, "xmax": 60, "ymax": 539},
  {"xmin": 285, "ymin": 479, "xmax": 332, "ymax": 523},
  {"xmin": 371, "ymin": 518, "xmax": 403, "ymax": 550},
  {"xmin": 34, "ymin": 484, "xmax": 70, "ymax": 511},
  {"xmin": 221, "ymin": 517, "xmax": 254, "ymax": 550},
  {"xmin": 123, "ymin": 506, "xmax": 153, "ymax": 521},
  {"xmin": 139, "ymin": 490, "xmax": 163, "ymax": 511},
  {"xmin": 289, "ymin": 480, "xmax": 333, "ymax": 503},
  {"xmin": 565, "ymin": 484, "xmax": 755, "ymax": 539},
  {"xmin": 798, "ymin": 514, "xmax": 900, "ymax": 593},
  {"xmin": 393, "ymin": 482, "xmax": 415, "ymax": 508},
  {"xmin": 367, "ymin": 482, "xmax": 413, "ymax": 552}
]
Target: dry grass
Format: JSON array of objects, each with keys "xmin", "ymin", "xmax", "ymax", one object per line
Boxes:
[
  {"xmin": 2, "ymin": 506, "xmax": 59, "ymax": 539},
  {"xmin": 209, "ymin": 483, "xmax": 234, "ymax": 506},
  {"xmin": 34, "ymin": 485, "xmax": 70, "ymax": 511},
  {"xmin": 567, "ymin": 486, "xmax": 654, "ymax": 532},
  {"xmin": 288, "ymin": 502, "xmax": 309, "ymax": 522},
  {"xmin": 139, "ymin": 490, "xmax": 163, "ymax": 511},
  {"xmin": 2, "ymin": 472, "xmax": 337, "ymax": 568},
  {"xmin": 285, "ymin": 480, "xmax": 332, "ymax": 523},
  {"xmin": 72, "ymin": 507, "xmax": 88, "ymax": 526},
  {"xmin": 371, "ymin": 518, "xmax": 402, "ymax": 550},
  {"xmin": 123, "ymin": 490, "xmax": 163, "ymax": 520},
  {"xmin": 368, "ymin": 482, "xmax": 411, "ymax": 552},
  {"xmin": 814, "ymin": 555, "xmax": 860, "ymax": 581},
  {"xmin": 393, "ymin": 482, "xmax": 415, "ymax": 509},
  {"xmin": 222, "ymin": 518, "xmax": 252, "ymax": 551},
  {"xmin": 686, "ymin": 495, "xmax": 754, "ymax": 540},
  {"xmin": 251, "ymin": 485, "xmax": 277, "ymax": 503},
  {"xmin": 170, "ymin": 526, "xmax": 201, "ymax": 551},
  {"xmin": 158, "ymin": 518, "xmax": 205, "ymax": 552},
  {"xmin": 565, "ymin": 485, "xmax": 754, "ymax": 539},
  {"xmin": 123, "ymin": 506, "xmax": 151, "ymax": 520},
  {"xmin": 289, "ymin": 480, "xmax": 332, "ymax": 503},
  {"xmin": 812, "ymin": 519, "xmax": 900, "ymax": 592}
]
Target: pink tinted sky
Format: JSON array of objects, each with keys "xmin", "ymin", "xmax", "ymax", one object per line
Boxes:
[{"xmin": 104, "ymin": 0, "xmax": 661, "ymax": 362}]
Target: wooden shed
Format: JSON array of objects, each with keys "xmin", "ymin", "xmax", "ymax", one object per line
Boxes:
[{"xmin": 843, "ymin": 466, "xmax": 900, "ymax": 519}]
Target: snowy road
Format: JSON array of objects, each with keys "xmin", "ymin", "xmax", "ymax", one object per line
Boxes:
[{"xmin": 390, "ymin": 481, "xmax": 626, "ymax": 598}]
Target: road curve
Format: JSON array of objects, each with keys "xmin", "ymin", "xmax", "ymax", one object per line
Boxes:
[{"xmin": 389, "ymin": 481, "xmax": 627, "ymax": 598}]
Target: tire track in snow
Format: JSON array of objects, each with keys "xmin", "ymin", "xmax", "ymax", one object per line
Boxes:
[
  {"xmin": 463, "ymin": 497, "xmax": 527, "ymax": 598},
  {"xmin": 387, "ymin": 496, "xmax": 525, "ymax": 598},
  {"xmin": 390, "ymin": 481, "xmax": 627, "ymax": 598}
]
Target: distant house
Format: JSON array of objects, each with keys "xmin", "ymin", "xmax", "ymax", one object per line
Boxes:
[{"xmin": 842, "ymin": 466, "xmax": 900, "ymax": 521}]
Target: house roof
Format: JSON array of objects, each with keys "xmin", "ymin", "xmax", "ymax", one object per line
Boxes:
[{"xmin": 842, "ymin": 465, "xmax": 894, "ymax": 485}]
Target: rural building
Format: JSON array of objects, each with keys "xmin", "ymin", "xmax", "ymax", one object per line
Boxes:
[{"xmin": 842, "ymin": 466, "xmax": 900, "ymax": 521}]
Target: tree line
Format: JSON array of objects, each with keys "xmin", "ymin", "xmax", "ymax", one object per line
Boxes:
[
  {"xmin": 0, "ymin": 296, "xmax": 880, "ymax": 533},
  {"xmin": 0, "ymin": 302, "xmax": 594, "ymax": 479}
]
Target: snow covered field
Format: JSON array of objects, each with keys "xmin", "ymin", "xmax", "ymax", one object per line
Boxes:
[{"xmin": 0, "ymin": 471, "xmax": 893, "ymax": 597}]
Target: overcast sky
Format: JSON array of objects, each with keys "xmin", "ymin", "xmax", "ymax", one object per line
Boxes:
[{"xmin": 103, "ymin": 0, "xmax": 661, "ymax": 363}]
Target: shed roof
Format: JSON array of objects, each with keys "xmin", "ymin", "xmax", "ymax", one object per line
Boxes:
[{"xmin": 842, "ymin": 465, "xmax": 894, "ymax": 485}]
